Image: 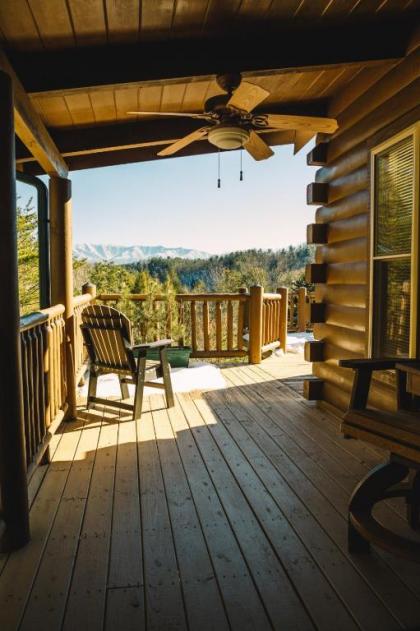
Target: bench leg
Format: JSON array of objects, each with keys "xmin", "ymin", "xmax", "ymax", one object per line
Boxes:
[
  {"xmin": 134, "ymin": 357, "xmax": 146, "ymax": 420},
  {"xmin": 407, "ymin": 471, "xmax": 420, "ymax": 530},
  {"xmin": 348, "ymin": 518, "xmax": 370, "ymax": 554},
  {"xmin": 160, "ymin": 349, "xmax": 174, "ymax": 408}
]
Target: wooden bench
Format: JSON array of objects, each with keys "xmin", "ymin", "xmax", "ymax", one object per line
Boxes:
[{"xmin": 339, "ymin": 358, "xmax": 420, "ymax": 562}]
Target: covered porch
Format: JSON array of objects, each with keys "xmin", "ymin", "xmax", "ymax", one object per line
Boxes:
[{"xmin": 1, "ymin": 357, "xmax": 420, "ymax": 631}]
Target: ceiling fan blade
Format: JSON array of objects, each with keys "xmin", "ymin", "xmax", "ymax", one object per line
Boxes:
[
  {"xmin": 127, "ymin": 110, "xmax": 211, "ymax": 120},
  {"xmin": 265, "ymin": 114, "xmax": 338, "ymax": 134},
  {"xmin": 294, "ymin": 130, "xmax": 315, "ymax": 154},
  {"xmin": 244, "ymin": 131, "xmax": 274, "ymax": 161},
  {"xmin": 227, "ymin": 82, "xmax": 269, "ymax": 113},
  {"xmin": 157, "ymin": 127, "xmax": 209, "ymax": 157}
]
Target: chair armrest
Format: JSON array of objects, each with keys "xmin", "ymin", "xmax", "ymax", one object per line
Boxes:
[{"xmin": 132, "ymin": 338, "xmax": 172, "ymax": 351}]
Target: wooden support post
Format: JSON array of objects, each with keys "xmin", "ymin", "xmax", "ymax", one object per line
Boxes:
[
  {"xmin": 49, "ymin": 176, "xmax": 77, "ymax": 419},
  {"xmin": 277, "ymin": 287, "xmax": 288, "ymax": 353},
  {"xmin": 248, "ymin": 285, "xmax": 263, "ymax": 364},
  {"xmin": 0, "ymin": 71, "xmax": 30, "ymax": 550},
  {"xmin": 238, "ymin": 286, "xmax": 249, "ymax": 330},
  {"xmin": 297, "ymin": 287, "xmax": 307, "ymax": 332}
]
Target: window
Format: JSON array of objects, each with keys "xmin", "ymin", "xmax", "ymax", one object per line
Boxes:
[{"xmin": 370, "ymin": 125, "xmax": 419, "ymax": 358}]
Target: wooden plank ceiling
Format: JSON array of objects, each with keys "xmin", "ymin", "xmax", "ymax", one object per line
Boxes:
[
  {"xmin": 1, "ymin": 0, "xmax": 418, "ymax": 171},
  {"xmin": 0, "ymin": 0, "xmax": 418, "ymax": 51}
]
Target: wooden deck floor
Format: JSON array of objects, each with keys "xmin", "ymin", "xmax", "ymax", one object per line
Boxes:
[{"xmin": 1, "ymin": 358, "xmax": 420, "ymax": 630}]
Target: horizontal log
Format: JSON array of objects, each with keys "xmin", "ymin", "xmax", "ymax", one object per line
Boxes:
[
  {"xmin": 327, "ymin": 167, "xmax": 368, "ymax": 204},
  {"xmin": 73, "ymin": 294, "xmax": 92, "ymax": 308},
  {"xmin": 304, "ymin": 340, "xmax": 324, "ymax": 362},
  {"xmin": 303, "ymin": 378, "xmax": 324, "ymax": 401},
  {"xmin": 307, "ymin": 223, "xmax": 328, "ymax": 244},
  {"xmin": 99, "ymin": 292, "xmax": 249, "ymax": 302},
  {"xmin": 262, "ymin": 293, "xmax": 282, "ymax": 301},
  {"xmin": 334, "ymin": 48, "xmax": 420, "ymax": 138},
  {"xmin": 327, "ymin": 261, "xmax": 368, "ymax": 285},
  {"xmin": 307, "ymin": 142, "xmax": 328, "ymax": 166},
  {"xmin": 306, "ymin": 263, "xmax": 327, "ymax": 284},
  {"xmin": 315, "ymin": 237, "xmax": 367, "ymax": 264},
  {"xmin": 328, "ymin": 78, "xmax": 420, "ymax": 162},
  {"xmin": 322, "ymin": 381, "xmax": 350, "ymax": 412},
  {"xmin": 327, "ymin": 214, "xmax": 368, "ymax": 244},
  {"xmin": 324, "ymin": 304, "xmax": 366, "ymax": 332},
  {"xmin": 315, "ymin": 143, "xmax": 368, "ymax": 184},
  {"xmin": 313, "ymin": 322, "xmax": 366, "ymax": 354},
  {"xmin": 315, "ymin": 284, "xmax": 367, "ymax": 308},
  {"xmin": 307, "ymin": 182, "xmax": 329, "ymax": 205},
  {"xmin": 316, "ymin": 190, "xmax": 369, "ymax": 223},
  {"xmin": 310, "ymin": 303, "xmax": 327, "ymax": 324},
  {"xmin": 322, "ymin": 342, "xmax": 360, "ymax": 364}
]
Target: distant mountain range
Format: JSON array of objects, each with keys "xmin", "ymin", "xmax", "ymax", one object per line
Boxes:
[{"xmin": 74, "ymin": 243, "xmax": 212, "ymax": 264}]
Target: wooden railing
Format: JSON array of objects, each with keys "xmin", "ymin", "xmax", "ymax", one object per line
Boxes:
[
  {"xmin": 288, "ymin": 287, "xmax": 315, "ymax": 332},
  {"xmin": 20, "ymin": 304, "xmax": 67, "ymax": 479},
  {"xmin": 97, "ymin": 285, "xmax": 288, "ymax": 363},
  {"xmin": 73, "ymin": 293, "xmax": 93, "ymax": 382}
]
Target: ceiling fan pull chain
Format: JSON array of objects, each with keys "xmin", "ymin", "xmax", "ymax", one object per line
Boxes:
[
  {"xmin": 240, "ymin": 148, "xmax": 244, "ymax": 181},
  {"xmin": 217, "ymin": 150, "xmax": 221, "ymax": 189}
]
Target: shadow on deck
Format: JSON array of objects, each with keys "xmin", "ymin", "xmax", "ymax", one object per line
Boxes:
[{"xmin": 0, "ymin": 360, "xmax": 420, "ymax": 631}]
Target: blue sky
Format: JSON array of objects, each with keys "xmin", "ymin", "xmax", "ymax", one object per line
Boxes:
[{"xmin": 18, "ymin": 142, "xmax": 316, "ymax": 255}]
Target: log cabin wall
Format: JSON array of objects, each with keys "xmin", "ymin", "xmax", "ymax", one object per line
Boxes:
[{"xmin": 305, "ymin": 39, "xmax": 420, "ymax": 415}]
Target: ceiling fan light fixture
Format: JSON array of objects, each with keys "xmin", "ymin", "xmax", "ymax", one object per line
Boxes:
[{"xmin": 208, "ymin": 126, "xmax": 250, "ymax": 150}]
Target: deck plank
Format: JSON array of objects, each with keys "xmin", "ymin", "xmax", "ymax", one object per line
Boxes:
[
  {"xmin": 177, "ymin": 392, "xmax": 315, "ymax": 631},
  {"xmin": 62, "ymin": 421, "xmax": 118, "ymax": 631},
  {"xmin": 194, "ymin": 390, "xmax": 405, "ymax": 631},
  {"xmin": 151, "ymin": 395, "xmax": 229, "ymax": 630},
  {"xmin": 167, "ymin": 397, "xmax": 272, "ymax": 630},
  {"xmin": 0, "ymin": 425, "xmax": 82, "ymax": 631},
  {"xmin": 137, "ymin": 401, "xmax": 188, "ymax": 630},
  {"xmin": 105, "ymin": 587, "xmax": 145, "ymax": 631},
  {"xmin": 20, "ymin": 419, "xmax": 102, "ymax": 631}
]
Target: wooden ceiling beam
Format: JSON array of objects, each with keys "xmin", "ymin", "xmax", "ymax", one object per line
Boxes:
[
  {"xmin": 7, "ymin": 19, "xmax": 413, "ymax": 94},
  {"xmin": 21, "ymin": 129, "xmax": 297, "ymax": 174},
  {"xmin": 0, "ymin": 50, "xmax": 67, "ymax": 177},
  {"xmin": 16, "ymin": 100, "xmax": 327, "ymax": 164}
]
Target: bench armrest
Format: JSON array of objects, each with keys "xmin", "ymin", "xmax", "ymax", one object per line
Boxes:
[{"xmin": 339, "ymin": 358, "xmax": 418, "ymax": 371}]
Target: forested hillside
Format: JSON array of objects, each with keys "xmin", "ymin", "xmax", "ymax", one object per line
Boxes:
[{"xmin": 74, "ymin": 245, "xmax": 315, "ymax": 296}]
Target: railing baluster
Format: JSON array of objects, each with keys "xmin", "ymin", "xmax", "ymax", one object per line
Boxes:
[
  {"xmin": 190, "ymin": 301, "xmax": 197, "ymax": 351},
  {"xmin": 215, "ymin": 301, "xmax": 222, "ymax": 351},
  {"xmin": 227, "ymin": 301, "xmax": 234, "ymax": 351},
  {"xmin": 203, "ymin": 301, "xmax": 210, "ymax": 351}
]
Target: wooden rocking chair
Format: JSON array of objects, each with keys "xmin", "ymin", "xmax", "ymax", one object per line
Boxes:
[{"xmin": 81, "ymin": 304, "xmax": 174, "ymax": 419}]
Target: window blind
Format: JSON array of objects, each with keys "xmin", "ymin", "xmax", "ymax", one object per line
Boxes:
[
  {"xmin": 373, "ymin": 134, "xmax": 415, "ymax": 358},
  {"xmin": 374, "ymin": 136, "xmax": 414, "ymax": 257}
]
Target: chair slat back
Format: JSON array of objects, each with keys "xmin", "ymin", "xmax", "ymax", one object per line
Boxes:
[{"xmin": 81, "ymin": 304, "xmax": 135, "ymax": 372}]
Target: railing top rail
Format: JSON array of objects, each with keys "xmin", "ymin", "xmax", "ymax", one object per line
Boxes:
[
  {"xmin": 20, "ymin": 303, "xmax": 65, "ymax": 332},
  {"xmin": 73, "ymin": 294, "xmax": 93, "ymax": 308},
  {"xmin": 263, "ymin": 293, "xmax": 282, "ymax": 300},
  {"xmin": 97, "ymin": 292, "xmax": 250, "ymax": 302}
]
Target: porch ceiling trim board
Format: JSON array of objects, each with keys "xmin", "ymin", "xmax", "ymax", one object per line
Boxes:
[
  {"xmin": 7, "ymin": 19, "xmax": 413, "ymax": 94},
  {"xmin": 0, "ymin": 50, "xmax": 67, "ymax": 177},
  {"xmin": 15, "ymin": 100, "xmax": 328, "ymax": 165}
]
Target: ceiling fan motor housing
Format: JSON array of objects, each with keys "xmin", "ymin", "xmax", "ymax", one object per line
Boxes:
[{"xmin": 208, "ymin": 125, "xmax": 250, "ymax": 150}]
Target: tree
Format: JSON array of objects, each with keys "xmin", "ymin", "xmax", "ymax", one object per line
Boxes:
[{"xmin": 17, "ymin": 198, "xmax": 39, "ymax": 314}]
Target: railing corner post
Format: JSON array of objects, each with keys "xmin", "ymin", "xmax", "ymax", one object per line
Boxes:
[
  {"xmin": 82, "ymin": 282, "xmax": 97, "ymax": 299},
  {"xmin": 249, "ymin": 285, "xmax": 263, "ymax": 364}
]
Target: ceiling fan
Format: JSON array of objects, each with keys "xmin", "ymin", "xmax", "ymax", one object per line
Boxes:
[{"xmin": 127, "ymin": 73, "xmax": 338, "ymax": 161}]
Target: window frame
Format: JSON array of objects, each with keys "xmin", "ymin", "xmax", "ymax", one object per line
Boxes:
[{"xmin": 368, "ymin": 123, "xmax": 420, "ymax": 359}]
